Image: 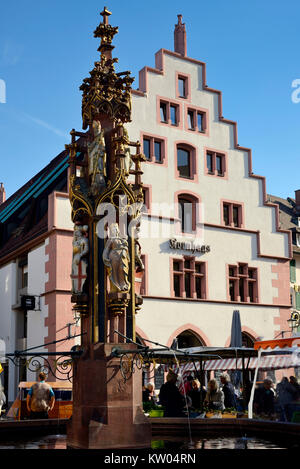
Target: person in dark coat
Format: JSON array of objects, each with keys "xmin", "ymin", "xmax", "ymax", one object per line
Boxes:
[
  {"xmin": 275, "ymin": 377, "xmax": 297, "ymax": 421},
  {"xmin": 253, "ymin": 378, "xmax": 275, "ymax": 417},
  {"xmin": 159, "ymin": 370, "xmax": 185, "ymax": 417},
  {"xmin": 289, "ymin": 376, "xmax": 300, "ymax": 399},
  {"xmin": 220, "ymin": 372, "xmax": 237, "ymax": 409}
]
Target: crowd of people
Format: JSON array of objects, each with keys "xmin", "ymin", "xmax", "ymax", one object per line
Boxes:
[
  {"xmin": 253, "ymin": 376, "xmax": 300, "ymax": 421},
  {"xmin": 142, "ymin": 370, "xmax": 300, "ymax": 421},
  {"xmin": 143, "ymin": 370, "xmax": 240, "ymax": 417}
]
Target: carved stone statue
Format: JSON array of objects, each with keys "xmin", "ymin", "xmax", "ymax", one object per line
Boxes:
[
  {"xmin": 133, "ymin": 222, "xmax": 144, "ymax": 272},
  {"xmin": 88, "ymin": 120, "xmax": 107, "ymax": 196},
  {"xmin": 102, "ymin": 223, "xmax": 130, "ymax": 293},
  {"xmin": 123, "ymin": 127, "xmax": 133, "ymax": 177},
  {"xmin": 71, "ymin": 225, "xmax": 89, "ymax": 294}
]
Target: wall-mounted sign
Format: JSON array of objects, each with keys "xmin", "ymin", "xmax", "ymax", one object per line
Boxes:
[
  {"xmin": 21, "ymin": 295, "xmax": 36, "ymax": 311},
  {"xmin": 169, "ymin": 238, "xmax": 211, "ymax": 254}
]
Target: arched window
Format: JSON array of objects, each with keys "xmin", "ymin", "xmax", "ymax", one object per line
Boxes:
[
  {"xmin": 177, "ymin": 194, "xmax": 198, "ymax": 233},
  {"xmin": 242, "ymin": 332, "xmax": 255, "ymax": 348},
  {"xmin": 176, "ymin": 330, "xmax": 204, "ymax": 348},
  {"xmin": 176, "ymin": 143, "xmax": 196, "ymax": 180},
  {"xmin": 177, "ymin": 148, "xmax": 190, "ymax": 178}
]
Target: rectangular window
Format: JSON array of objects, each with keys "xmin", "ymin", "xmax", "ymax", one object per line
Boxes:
[
  {"xmin": 206, "ymin": 152, "xmax": 213, "ymax": 174},
  {"xmin": 178, "ymin": 77, "xmax": 186, "ymax": 98},
  {"xmin": 232, "ymin": 206, "xmax": 239, "ymax": 227},
  {"xmin": 229, "ymin": 267, "xmax": 235, "ymax": 277},
  {"xmin": 174, "ymin": 274, "xmax": 181, "ymax": 298},
  {"xmin": 185, "ymin": 273, "xmax": 191, "ymax": 298},
  {"xmin": 223, "ymin": 204, "xmax": 230, "ymax": 226},
  {"xmin": 160, "ymin": 102, "xmax": 167, "ymax": 122},
  {"xmin": 296, "ymin": 291, "xmax": 300, "ymax": 310},
  {"xmin": 18, "ymin": 257, "xmax": 28, "ymax": 291},
  {"xmin": 172, "ymin": 258, "xmax": 206, "ymax": 299},
  {"xmin": 290, "ymin": 259, "xmax": 296, "ymax": 283},
  {"xmin": 222, "ymin": 202, "xmax": 243, "ymax": 228},
  {"xmin": 22, "ymin": 266, "xmax": 28, "ymax": 289},
  {"xmin": 142, "ymin": 135, "xmax": 166, "ymax": 164},
  {"xmin": 239, "ymin": 278, "xmax": 245, "ymax": 302},
  {"xmin": 143, "ymin": 138, "xmax": 151, "ymax": 160},
  {"xmin": 229, "ymin": 280, "xmax": 236, "ymax": 302},
  {"xmin": 216, "ymin": 155, "xmax": 223, "ymax": 175},
  {"xmin": 195, "ymin": 276, "xmax": 202, "ymax": 299},
  {"xmin": 228, "ymin": 263, "xmax": 258, "ymax": 303},
  {"xmin": 248, "ymin": 282, "xmax": 254, "ymax": 303},
  {"xmin": 154, "ymin": 141, "xmax": 162, "ymax": 162},
  {"xmin": 170, "ymin": 105, "xmax": 177, "ymax": 125},
  {"xmin": 205, "ymin": 150, "xmax": 226, "ymax": 177},
  {"xmin": 187, "ymin": 110, "xmax": 194, "ymax": 129},
  {"xmin": 158, "ymin": 98, "xmax": 180, "ymax": 127},
  {"xmin": 197, "ymin": 112, "xmax": 204, "ymax": 132},
  {"xmin": 186, "ymin": 108, "xmax": 207, "ymax": 133}
]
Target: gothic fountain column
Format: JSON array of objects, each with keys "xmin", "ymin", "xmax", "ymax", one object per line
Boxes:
[{"xmin": 66, "ymin": 7, "xmax": 151, "ymax": 449}]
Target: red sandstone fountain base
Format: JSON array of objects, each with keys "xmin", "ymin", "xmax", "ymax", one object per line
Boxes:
[{"xmin": 66, "ymin": 343, "xmax": 151, "ymax": 449}]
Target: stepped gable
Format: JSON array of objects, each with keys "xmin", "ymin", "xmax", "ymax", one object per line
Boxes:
[{"xmin": 131, "ymin": 47, "xmax": 292, "ymax": 259}]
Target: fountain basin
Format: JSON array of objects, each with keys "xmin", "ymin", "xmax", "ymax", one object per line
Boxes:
[{"xmin": 150, "ymin": 417, "xmax": 300, "ymax": 448}]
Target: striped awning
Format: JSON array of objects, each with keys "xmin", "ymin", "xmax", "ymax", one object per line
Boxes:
[{"xmin": 174, "ymin": 350, "xmax": 300, "ymax": 379}]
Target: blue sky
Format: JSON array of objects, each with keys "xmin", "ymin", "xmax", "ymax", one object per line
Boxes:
[{"xmin": 0, "ymin": 0, "xmax": 299, "ymax": 200}]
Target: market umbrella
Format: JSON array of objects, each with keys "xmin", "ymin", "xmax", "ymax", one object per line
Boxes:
[{"xmin": 229, "ymin": 310, "xmax": 242, "ymax": 389}]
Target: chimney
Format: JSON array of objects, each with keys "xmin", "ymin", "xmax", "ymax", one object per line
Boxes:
[
  {"xmin": 295, "ymin": 189, "xmax": 300, "ymax": 214},
  {"xmin": 0, "ymin": 183, "xmax": 5, "ymax": 205},
  {"xmin": 174, "ymin": 14, "xmax": 187, "ymax": 56}
]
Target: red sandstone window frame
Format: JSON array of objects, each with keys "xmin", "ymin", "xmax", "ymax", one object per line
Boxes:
[
  {"xmin": 221, "ymin": 201, "xmax": 244, "ymax": 228},
  {"xmin": 172, "ymin": 257, "xmax": 207, "ymax": 299},
  {"xmin": 141, "ymin": 134, "xmax": 167, "ymax": 165},
  {"xmin": 177, "ymin": 194, "xmax": 198, "ymax": 233},
  {"xmin": 227, "ymin": 263, "xmax": 258, "ymax": 303},
  {"xmin": 176, "ymin": 72, "xmax": 191, "ymax": 101},
  {"xmin": 185, "ymin": 105, "xmax": 209, "ymax": 136},
  {"xmin": 176, "ymin": 142, "xmax": 197, "ymax": 181},
  {"xmin": 204, "ymin": 148, "xmax": 227, "ymax": 178},
  {"xmin": 157, "ymin": 96, "xmax": 182, "ymax": 129}
]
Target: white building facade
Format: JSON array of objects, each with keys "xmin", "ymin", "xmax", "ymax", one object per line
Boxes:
[{"xmin": 127, "ymin": 17, "xmax": 292, "ymax": 352}]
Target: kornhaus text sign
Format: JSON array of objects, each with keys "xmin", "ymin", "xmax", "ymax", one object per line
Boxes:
[{"xmin": 169, "ymin": 238, "xmax": 211, "ymax": 254}]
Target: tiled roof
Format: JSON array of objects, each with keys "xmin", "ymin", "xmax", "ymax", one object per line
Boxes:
[
  {"xmin": 0, "ymin": 149, "xmax": 68, "ymax": 222},
  {"xmin": 0, "ymin": 148, "xmax": 69, "ymax": 261}
]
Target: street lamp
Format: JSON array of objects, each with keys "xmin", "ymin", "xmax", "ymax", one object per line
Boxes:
[{"xmin": 287, "ymin": 311, "xmax": 300, "ymax": 333}]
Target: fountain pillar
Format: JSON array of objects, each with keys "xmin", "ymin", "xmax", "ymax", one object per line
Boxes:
[{"xmin": 66, "ymin": 7, "xmax": 151, "ymax": 449}]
